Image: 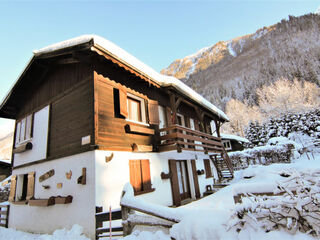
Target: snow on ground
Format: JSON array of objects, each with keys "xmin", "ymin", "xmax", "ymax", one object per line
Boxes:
[
  {"xmin": 124, "ymin": 136, "xmax": 320, "ymax": 240},
  {"xmin": 1, "ymin": 135, "xmax": 318, "ymax": 240},
  {"xmin": 0, "ymin": 224, "xmax": 90, "ymax": 240}
]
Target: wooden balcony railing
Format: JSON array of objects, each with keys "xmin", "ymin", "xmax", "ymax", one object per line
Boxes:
[{"xmin": 157, "ymin": 124, "xmax": 224, "ymax": 153}]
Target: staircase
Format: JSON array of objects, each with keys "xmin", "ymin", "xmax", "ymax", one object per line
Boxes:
[{"xmin": 211, "ymin": 154, "xmax": 233, "ymax": 182}]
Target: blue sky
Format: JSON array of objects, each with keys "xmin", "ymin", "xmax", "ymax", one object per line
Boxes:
[{"xmin": 0, "ymin": 0, "xmax": 319, "ymax": 132}]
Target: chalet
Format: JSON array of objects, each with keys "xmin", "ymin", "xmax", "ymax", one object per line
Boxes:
[{"xmin": 0, "ymin": 35, "xmax": 233, "ymax": 239}]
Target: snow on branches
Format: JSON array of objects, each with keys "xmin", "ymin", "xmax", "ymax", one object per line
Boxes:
[{"xmin": 228, "ymin": 169, "xmax": 320, "ymax": 236}]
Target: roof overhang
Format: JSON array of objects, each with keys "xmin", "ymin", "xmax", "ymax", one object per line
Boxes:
[{"xmin": 0, "ymin": 35, "xmax": 229, "ymax": 122}]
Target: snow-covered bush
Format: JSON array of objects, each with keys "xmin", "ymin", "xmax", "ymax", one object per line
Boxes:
[
  {"xmin": 0, "ymin": 177, "xmax": 10, "ymax": 202},
  {"xmin": 228, "ymin": 169, "xmax": 320, "ymax": 237},
  {"xmin": 245, "ymin": 109, "xmax": 320, "ymax": 147},
  {"xmin": 229, "ymin": 141, "xmax": 294, "ymax": 170}
]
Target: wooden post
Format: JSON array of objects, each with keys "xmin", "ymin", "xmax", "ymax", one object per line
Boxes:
[
  {"xmin": 6, "ymin": 205, "xmax": 9, "ymax": 228},
  {"xmin": 121, "ymin": 206, "xmax": 133, "ymax": 236},
  {"xmin": 169, "ymin": 94, "xmax": 178, "ymax": 125},
  {"xmin": 109, "ymin": 206, "xmax": 112, "ymax": 240}
]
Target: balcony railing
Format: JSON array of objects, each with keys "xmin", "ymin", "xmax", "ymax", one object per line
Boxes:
[{"xmin": 157, "ymin": 124, "xmax": 224, "ymax": 153}]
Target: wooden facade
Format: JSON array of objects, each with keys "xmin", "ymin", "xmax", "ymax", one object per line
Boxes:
[
  {"xmin": 1, "ymin": 45, "xmax": 229, "ymax": 167},
  {"xmin": 1, "ymin": 39, "xmax": 233, "ymax": 214}
]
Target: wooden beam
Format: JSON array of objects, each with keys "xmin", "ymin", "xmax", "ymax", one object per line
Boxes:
[{"xmin": 91, "ymin": 46, "xmax": 160, "ymax": 88}]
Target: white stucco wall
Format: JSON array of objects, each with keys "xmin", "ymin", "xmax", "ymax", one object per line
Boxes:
[
  {"xmin": 14, "ymin": 106, "xmax": 50, "ymax": 166},
  {"xmin": 9, "ymin": 151, "xmax": 96, "ymax": 239},
  {"xmin": 95, "ymin": 150, "xmax": 219, "ymax": 211}
]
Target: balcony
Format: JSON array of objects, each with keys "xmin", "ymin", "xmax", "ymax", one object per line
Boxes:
[{"xmin": 157, "ymin": 124, "xmax": 224, "ymax": 153}]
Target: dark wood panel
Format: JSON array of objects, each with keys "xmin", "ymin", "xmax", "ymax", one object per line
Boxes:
[
  {"xmin": 48, "ymin": 79, "xmax": 93, "ymax": 158},
  {"xmin": 17, "ymin": 62, "xmax": 92, "ymax": 119},
  {"xmin": 95, "ymin": 74, "xmax": 155, "ymax": 151}
]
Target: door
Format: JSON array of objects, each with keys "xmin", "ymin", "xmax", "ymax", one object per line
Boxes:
[{"xmin": 176, "ymin": 160, "xmax": 191, "ymax": 200}]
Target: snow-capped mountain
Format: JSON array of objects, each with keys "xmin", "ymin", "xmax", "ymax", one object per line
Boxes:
[{"xmin": 161, "ymin": 14, "xmax": 320, "ymax": 110}]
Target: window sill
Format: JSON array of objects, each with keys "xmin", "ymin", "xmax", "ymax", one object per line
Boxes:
[
  {"xmin": 11, "ymin": 200, "xmax": 28, "ymax": 205},
  {"xmin": 15, "ymin": 138, "xmax": 33, "ymax": 147},
  {"xmin": 29, "ymin": 197, "xmax": 55, "ymax": 207},
  {"xmin": 125, "ymin": 124, "xmax": 155, "ymax": 135},
  {"xmin": 125, "ymin": 119, "xmax": 149, "ymax": 127},
  {"xmin": 13, "ymin": 141, "xmax": 33, "ymax": 154},
  {"xmin": 134, "ymin": 188, "xmax": 155, "ymax": 196}
]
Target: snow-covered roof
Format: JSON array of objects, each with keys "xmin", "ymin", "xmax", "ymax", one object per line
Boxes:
[
  {"xmin": 220, "ymin": 133, "xmax": 249, "ymax": 143},
  {"xmin": 32, "ymin": 35, "xmax": 228, "ymax": 121}
]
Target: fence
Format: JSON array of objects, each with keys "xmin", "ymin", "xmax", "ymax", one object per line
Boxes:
[
  {"xmin": 95, "ymin": 207, "xmax": 123, "ymax": 239},
  {"xmin": 0, "ymin": 204, "xmax": 10, "ymax": 228},
  {"xmin": 229, "ymin": 143, "xmax": 294, "ymax": 170}
]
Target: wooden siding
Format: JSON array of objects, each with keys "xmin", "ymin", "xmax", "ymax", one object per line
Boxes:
[
  {"xmin": 48, "ymin": 79, "xmax": 94, "ymax": 158},
  {"xmin": 94, "ymin": 73, "xmax": 154, "ymax": 151},
  {"xmin": 17, "ymin": 63, "xmax": 92, "ymax": 119},
  {"xmin": 93, "ymin": 58, "xmax": 169, "ymax": 107}
]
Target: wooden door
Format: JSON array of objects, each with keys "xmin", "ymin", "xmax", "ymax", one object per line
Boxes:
[{"xmin": 176, "ymin": 160, "xmax": 191, "ymax": 200}]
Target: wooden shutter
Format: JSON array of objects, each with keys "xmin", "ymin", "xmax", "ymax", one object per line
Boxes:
[
  {"xmin": 9, "ymin": 175, "xmax": 17, "ymax": 202},
  {"xmin": 194, "ymin": 119, "xmax": 200, "ymax": 131},
  {"xmin": 26, "ymin": 172, "xmax": 35, "ymax": 200},
  {"xmin": 119, "ymin": 87, "xmax": 128, "ymax": 118},
  {"xmin": 191, "ymin": 160, "xmax": 200, "ymax": 199},
  {"xmin": 15, "ymin": 122, "xmax": 21, "ymax": 145},
  {"xmin": 129, "ymin": 160, "xmax": 142, "ymax": 193},
  {"xmin": 141, "ymin": 159, "xmax": 151, "ymax": 190},
  {"xmin": 26, "ymin": 114, "xmax": 34, "ymax": 139},
  {"xmin": 168, "ymin": 160, "xmax": 181, "ymax": 206},
  {"xmin": 204, "ymin": 159, "xmax": 212, "ymax": 178},
  {"xmin": 148, "ymin": 100, "xmax": 160, "ymax": 125}
]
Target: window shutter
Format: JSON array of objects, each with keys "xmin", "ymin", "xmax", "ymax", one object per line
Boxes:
[
  {"xmin": 20, "ymin": 118, "xmax": 26, "ymax": 142},
  {"xmin": 204, "ymin": 159, "xmax": 212, "ymax": 178},
  {"xmin": 141, "ymin": 159, "xmax": 151, "ymax": 190},
  {"xmin": 9, "ymin": 175, "xmax": 17, "ymax": 202},
  {"xmin": 148, "ymin": 100, "xmax": 159, "ymax": 125},
  {"xmin": 26, "ymin": 114, "xmax": 34, "ymax": 139},
  {"xmin": 129, "ymin": 160, "xmax": 142, "ymax": 193},
  {"xmin": 15, "ymin": 122, "xmax": 21, "ymax": 145},
  {"xmin": 119, "ymin": 87, "xmax": 128, "ymax": 118},
  {"xmin": 26, "ymin": 172, "xmax": 35, "ymax": 201},
  {"xmin": 191, "ymin": 160, "xmax": 200, "ymax": 199},
  {"xmin": 194, "ymin": 120, "xmax": 200, "ymax": 131},
  {"xmin": 168, "ymin": 160, "xmax": 180, "ymax": 206}
]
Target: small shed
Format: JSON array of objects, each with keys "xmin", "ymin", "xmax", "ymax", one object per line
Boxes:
[
  {"xmin": 220, "ymin": 134, "xmax": 249, "ymax": 152},
  {"xmin": 0, "ymin": 160, "xmax": 11, "ymax": 181}
]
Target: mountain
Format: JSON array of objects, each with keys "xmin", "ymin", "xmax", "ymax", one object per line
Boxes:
[
  {"xmin": 161, "ymin": 14, "xmax": 320, "ymax": 110},
  {"xmin": 0, "ymin": 133, "xmax": 13, "ymax": 161}
]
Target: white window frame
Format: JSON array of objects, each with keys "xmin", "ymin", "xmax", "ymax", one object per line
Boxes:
[
  {"xmin": 126, "ymin": 93, "xmax": 148, "ymax": 125},
  {"xmin": 222, "ymin": 140, "xmax": 232, "ymax": 150},
  {"xmin": 15, "ymin": 114, "xmax": 33, "ymax": 146}
]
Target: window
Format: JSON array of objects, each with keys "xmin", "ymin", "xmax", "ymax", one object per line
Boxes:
[
  {"xmin": 127, "ymin": 97, "xmax": 142, "ymax": 122},
  {"xmin": 114, "ymin": 87, "xmax": 159, "ymax": 125},
  {"xmin": 9, "ymin": 172, "xmax": 35, "ymax": 202},
  {"xmin": 223, "ymin": 140, "xmax": 232, "ymax": 150},
  {"xmin": 127, "ymin": 94, "xmax": 147, "ymax": 123},
  {"xmin": 129, "ymin": 159, "xmax": 154, "ymax": 195},
  {"xmin": 16, "ymin": 114, "xmax": 33, "ymax": 145}
]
